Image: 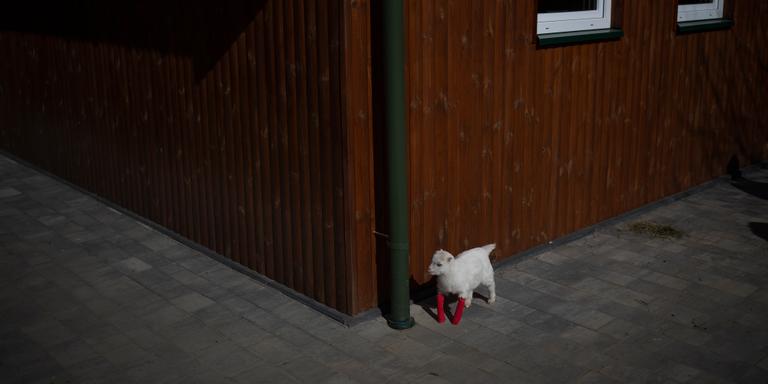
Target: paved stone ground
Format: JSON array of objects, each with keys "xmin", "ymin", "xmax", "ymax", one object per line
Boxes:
[{"xmin": 1, "ymin": 153, "xmax": 768, "ymax": 384}]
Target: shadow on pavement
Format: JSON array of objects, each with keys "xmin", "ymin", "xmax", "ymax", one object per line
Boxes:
[
  {"xmin": 731, "ymin": 177, "xmax": 768, "ymax": 200},
  {"xmin": 749, "ymin": 222, "xmax": 768, "ymax": 242}
]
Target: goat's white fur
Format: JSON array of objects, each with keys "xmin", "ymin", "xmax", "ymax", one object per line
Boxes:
[{"xmin": 428, "ymin": 243, "xmax": 496, "ymax": 308}]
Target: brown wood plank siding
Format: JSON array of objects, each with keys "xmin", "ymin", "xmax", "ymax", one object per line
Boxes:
[
  {"xmin": 405, "ymin": 0, "xmax": 768, "ymax": 285},
  {"xmin": 0, "ymin": 1, "xmax": 373, "ymax": 314},
  {"xmin": 340, "ymin": 0, "xmax": 377, "ymax": 313}
]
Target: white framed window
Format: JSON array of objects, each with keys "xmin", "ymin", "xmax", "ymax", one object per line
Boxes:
[
  {"xmin": 677, "ymin": 0, "xmax": 724, "ymax": 22},
  {"xmin": 537, "ymin": 0, "xmax": 613, "ymax": 35}
]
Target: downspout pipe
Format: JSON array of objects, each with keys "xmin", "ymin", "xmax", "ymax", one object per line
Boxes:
[{"xmin": 382, "ymin": 0, "xmax": 414, "ymax": 330}]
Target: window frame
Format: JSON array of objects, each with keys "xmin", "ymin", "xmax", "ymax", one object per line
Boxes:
[
  {"xmin": 677, "ymin": 0, "xmax": 724, "ymax": 22},
  {"xmin": 537, "ymin": 0, "xmax": 613, "ymax": 35}
]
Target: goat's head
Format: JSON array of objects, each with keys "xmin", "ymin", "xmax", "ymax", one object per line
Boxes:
[{"xmin": 428, "ymin": 249, "xmax": 454, "ymax": 276}]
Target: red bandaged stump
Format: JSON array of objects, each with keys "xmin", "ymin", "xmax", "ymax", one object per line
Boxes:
[{"xmin": 436, "ymin": 293, "xmax": 465, "ymax": 325}]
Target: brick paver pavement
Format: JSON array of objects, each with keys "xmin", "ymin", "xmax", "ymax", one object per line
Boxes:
[{"xmin": 2, "ymin": 153, "xmax": 767, "ymax": 383}]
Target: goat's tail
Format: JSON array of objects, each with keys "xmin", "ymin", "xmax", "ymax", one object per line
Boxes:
[{"xmin": 482, "ymin": 243, "xmax": 497, "ymax": 261}]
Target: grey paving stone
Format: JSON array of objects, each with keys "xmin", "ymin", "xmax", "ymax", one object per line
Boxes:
[
  {"xmin": 37, "ymin": 214, "xmax": 67, "ymax": 226},
  {"xmin": 523, "ymin": 309, "xmax": 575, "ymax": 334},
  {"xmin": 280, "ymin": 355, "xmax": 338, "ymax": 383},
  {"xmin": 660, "ymin": 340, "xmax": 753, "ymax": 381},
  {"xmin": 66, "ymin": 356, "xmax": 115, "ymax": 382},
  {"xmin": 141, "ymin": 234, "xmax": 178, "ymax": 252},
  {"xmin": 177, "ymin": 256, "xmax": 223, "ymax": 275},
  {"xmin": 21, "ymin": 319, "xmax": 77, "ymax": 347},
  {"xmin": 189, "ymin": 302, "xmax": 235, "ymax": 325},
  {"xmin": 3, "ymin": 154, "xmax": 768, "ymax": 383},
  {"xmin": 535, "ymin": 250, "xmax": 575, "ymax": 266},
  {"xmin": 158, "ymin": 243, "xmax": 199, "ymax": 261},
  {"xmin": 0, "ymin": 187, "xmax": 21, "ymax": 198},
  {"xmin": 241, "ymin": 305, "xmax": 286, "ymax": 329},
  {"xmin": 118, "ymin": 358, "xmax": 189, "ymax": 384},
  {"xmin": 597, "ymin": 318, "xmax": 645, "ymax": 340},
  {"xmin": 6, "ymin": 359, "xmax": 68, "ymax": 384},
  {"xmin": 598, "ymin": 364, "xmax": 655, "ymax": 384},
  {"xmin": 661, "ymin": 322, "xmax": 713, "ymax": 347},
  {"xmin": 320, "ymin": 372, "xmax": 368, "ymax": 384},
  {"xmin": 572, "ymin": 277, "xmax": 622, "ymax": 296},
  {"xmin": 178, "ymin": 363, "xmax": 234, "ymax": 384},
  {"xmin": 758, "ymin": 356, "xmax": 768, "ymax": 371},
  {"xmin": 217, "ymin": 319, "xmax": 270, "ymax": 347},
  {"xmin": 270, "ymin": 299, "xmax": 324, "ymax": 326},
  {"xmin": 298, "ymin": 342, "xmax": 351, "ymax": 368},
  {"xmin": 171, "ymin": 292, "xmax": 215, "ymax": 313},
  {"xmin": 564, "ymin": 309, "xmax": 615, "ymax": 330},
  {"xmin": 485, "ymin": 296, "xmax": 536, "ymax": 318},
  {"xmin": 48, "ymin": 339, "xmax": 99, "ymax": 367},
  {"xmin": 506, "ymin": 322, "xmax": 550, "ymax": 345},
  {"xmin": 561, "ymin": 325, "xmax": 617, "ymax": 350},
  {"xmin": 166, "ymin": 324, "xmax": 226, "ymax": 355},
  {"xmin": 195, "ymin": 341, "xmax": 262, "ymax": 378},
  {"xmin": 141, "ymin": 305, "xmax": 192, "ymax": 330},
  {"xmin": 245, "ymin": 335, "xmax": 303, "ymax": 365},
  {"xmin": 420, "ymin": 353, "xmax": 500, "ymax": 384},
  {"xmin": 156, "ymin": 262, "xmax": 186, "ymax": 275},
  {"xmin": 323, "ymin": 357, "xmax": 390, "ymax": 383},
  {"xmin": 100, "ymin": 341, "xmax": 156, "ymax": 369},
  {"xmin": 495, "ymin": 278, "xmax": 547, "ymax": 305},
  {"xmin": 220, "ymin": 296, "xmax": 256, "ymax": 314},
  {"xmin": 113, "ymin": 256, "xmax": 153, "ymax": 273},
  {"xmin": 274, "ymin": 323, "xmax": 325, "ymax": 348},
  {"xmin": 737, "ymin": 367, "xmax": 768, "ymax": 384},
  {"xmin": 477, "ymin": 357, "xmax": 550, "ymax": 383},
  {"xmin": 170, "ymin": 268, "xmax": 212, "ymax": 288},
  {"xmin": 586, "ymin": 268, "xmax": 637, "ymax": 287},
  {"xmin": 576, "ymin": 370, "xmax": 622, "ymax": 384},
  {"xmin": 242, "ymin": 287, "xmax": 292, "ymax": 309},
  {"xmin": 202, "ymin": 285, "xmax": 235, "ymax": 301},
  {"xmin": 468, "ymin": 310, "xmax": 526, "ymax": 335},
  {"xmin": 231, "ymin": 362, "xmax": 301, "ymax": 384},
  {"xmin": 149, "ymin": 280, "xmax": 191, "ymax": 302},
  {"xmin": 355, "ymin": 318, "xmax": 400, "ymax": 342},
  {"xmin": 707, "ymin": 277, "xmax": 759, "ymax": 298}
]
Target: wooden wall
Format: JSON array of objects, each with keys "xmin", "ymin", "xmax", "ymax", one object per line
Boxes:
[
  {"xmin": 0, "ymin": 0, "xmax": 377, "ymax": 315},
  {"xmin": 3, "ymin": 0, "xmax": 767, "ymax": 314},
  {"xmin": 404, "ymin": 0, "xmax": 768, "ymax": 284}
]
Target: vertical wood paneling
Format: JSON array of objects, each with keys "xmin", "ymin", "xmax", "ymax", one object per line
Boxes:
[
  {"xmin": 4, "ymin": 0, "xmax": 766, "ymax": 315},
  {"xmin": 341, "ymin": 0, "xmax": 376, "ymax": 313},
  {"xmin": 0, "ymin": 0, "xmax": 371, "ymax": 315},
  {"xmin": 302, "ymin": 0, "xmax": 322, "ymax": 300},
  {"xmin": 404, "ymin": 0, "xmax": 768, "ymax": 285}
]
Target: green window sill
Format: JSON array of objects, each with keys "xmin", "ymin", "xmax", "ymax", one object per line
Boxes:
[
  {"xmin": 677, "ymin": 19, "xmax": 733, "ymax": 34},
  {"xmin": 537, "ymin": 28, "xmax": 623, "ymax": 48}
]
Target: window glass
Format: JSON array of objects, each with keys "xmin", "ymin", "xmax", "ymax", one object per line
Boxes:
[
  {"xmin": 677, "ymin": 0, "xmax": 724, "ymax": 21},
  {"xmin": 539, "ymin": 0, "xmax": 598, "ymax": 13},
  {"xmin": 537, "ymin": 0, "xmax": 612, "ymax": 34}
]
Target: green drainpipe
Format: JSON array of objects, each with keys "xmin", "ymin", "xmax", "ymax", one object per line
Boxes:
[{"xmin": 382, "ymin": 0, "xmax": 414, "ymax": 330}]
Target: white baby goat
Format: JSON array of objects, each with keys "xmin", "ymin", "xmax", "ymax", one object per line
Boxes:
[{"xmin": 428, "ymin": 243, "xmax": 496, "ymax": 324}]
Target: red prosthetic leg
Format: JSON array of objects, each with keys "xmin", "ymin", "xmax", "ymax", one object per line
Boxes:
[
  {"xmin": 436, "ymin": 293, "xmax": 466, "ymax": 325},
  {"xmin": 451, "ymin": 298, "xmax": 465, "ymax": 325},
  {"xmin": 437, "ymin": 293, "xmax": 446, "ymax": 323}
]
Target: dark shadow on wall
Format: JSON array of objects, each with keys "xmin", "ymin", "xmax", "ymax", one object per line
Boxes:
[
  {"xmin": 0, "ymin": 0, "xmax": 265, "ymax": 80},
  {"xmin": 700, "ymin": 31, "xmax": 768, "ymax": 171},
  {"xmin": 370, "ymin": 0, "xmax": 392, "ymax": 316},
  {"xmin": 726, "ymin": 156, "xmax": 743, "ymax": 179}
]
